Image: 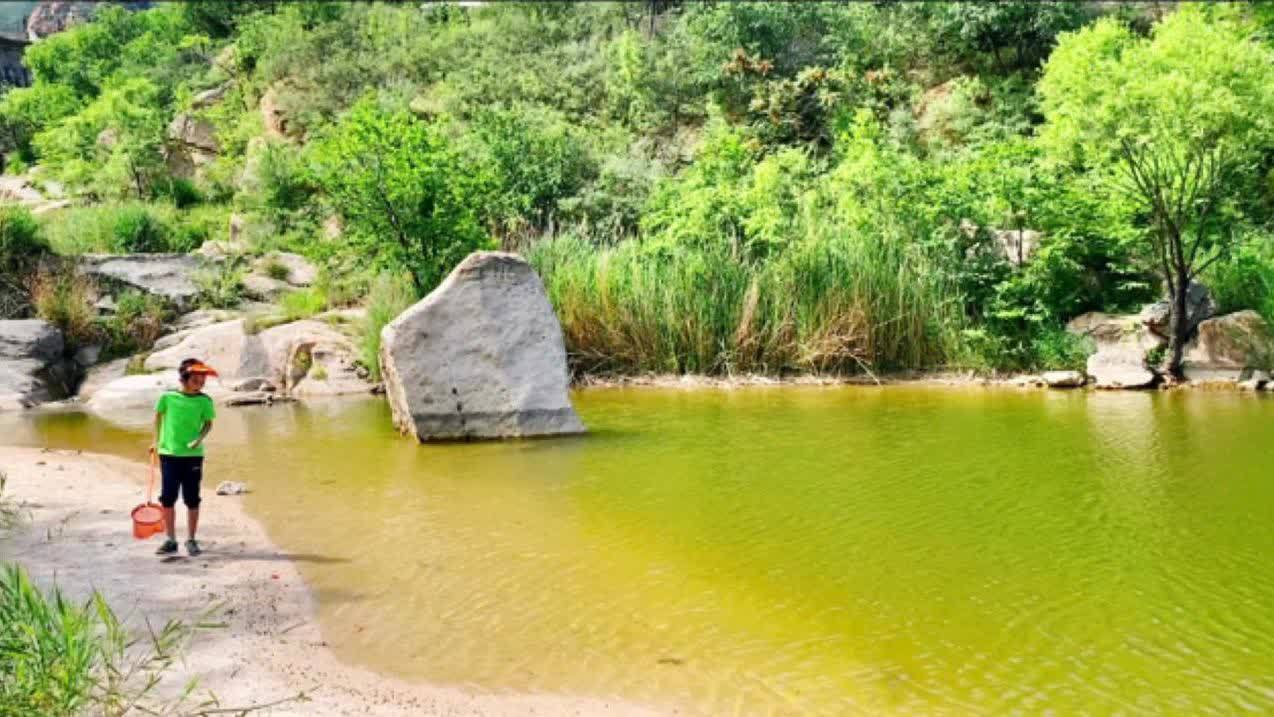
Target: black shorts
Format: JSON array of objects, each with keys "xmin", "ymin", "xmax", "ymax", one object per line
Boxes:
[{"xmin": 159, "ymin": 455, "xmax": 203, "ymax": 509}]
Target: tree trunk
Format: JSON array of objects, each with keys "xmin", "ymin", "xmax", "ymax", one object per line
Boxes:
[{"xmin": 1162, "ymin": 265, "xmax": 1190, "ymax": 380}]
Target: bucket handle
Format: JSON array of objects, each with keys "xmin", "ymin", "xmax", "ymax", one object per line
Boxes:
[{"xmin": 146, "ymin": 449, "xmax": 157, "ymax": 505}]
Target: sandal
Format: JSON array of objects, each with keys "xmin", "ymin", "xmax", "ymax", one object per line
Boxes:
[
  {"xmin": 185, "ymin": 539, "xmax": 203, "ymax": 557},
  {"xmin": 156, "ymin": 539, "xmax": 178, "ymax": 555}
]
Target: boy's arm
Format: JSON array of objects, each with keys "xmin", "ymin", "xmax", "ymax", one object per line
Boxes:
[
  {"xmin": 151, "ymin": 412, "xmax": 163, "ymax": 455},
  {"xmin": 187, "ymin": 420, "xmax": 214, "ymax": 450}
]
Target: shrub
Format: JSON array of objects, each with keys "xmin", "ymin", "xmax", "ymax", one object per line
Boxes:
[
  {"xmin": 360, "ymin": 273, "xmax": 417, "ymax": 382},
  {"xmin": 264, "ymin": 259, "xmax": 290, "ymax": 281},
  {"xmin": 29, "ymin": 267, "xmax": 97, "ymax": 351},
  {"xmin": 1205, "ymin": 234, "xmax": 1274, "ymax": 323},
  {"xmin": 193, "ymin": 259, "xmax": 245, "ymax": 309},
  {"xmin": 111, "ymin": 207, "xmax": 169, "ymax": 253},
  {"xmin": 155, "ymin": 177, "xmax": 202, "ymax": 209},
  {"xmin": 101, "ymin": 290, "xmax": 168, "ymax": 360},
  {"xmin": 279, "ymin": 286, "xmax": 327, "ymax": 322},
  {"xmin": 0, "ymin": 207, "xmax": 49, "ymax": 318}
]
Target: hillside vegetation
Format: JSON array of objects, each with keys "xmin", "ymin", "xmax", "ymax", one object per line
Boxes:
[{"xmin": 2, "ymin": 1, "xmax": 1273, "ymax": 376}]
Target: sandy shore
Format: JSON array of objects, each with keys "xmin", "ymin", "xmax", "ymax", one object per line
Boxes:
[{"xmin": 0, "ymin": 446, "xmax": 664, "ymax": 716}]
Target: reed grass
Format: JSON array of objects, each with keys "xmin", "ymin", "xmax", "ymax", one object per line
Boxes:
[{"xmin": 529, "ymin": 229, "xmax": 962, "ymax": 377}]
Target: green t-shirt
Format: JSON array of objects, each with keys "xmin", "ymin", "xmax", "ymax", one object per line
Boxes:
[{"xmin": 155, "ymin": 391, "xmax": 216, "ymax": 457}]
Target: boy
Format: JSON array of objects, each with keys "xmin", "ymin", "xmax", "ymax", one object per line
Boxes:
[{"xmin": 151, "ymin": 358, "xmax": 218, "ymax": 556}]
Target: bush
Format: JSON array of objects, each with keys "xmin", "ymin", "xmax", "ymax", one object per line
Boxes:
[
  {"xmin": 111, "ymin": 207, "xmax": 169, "ymax": 253},
  {"xmin": 101, "ymin": 290, "xmax": 168, "ymax": 360},
  {"xmin": 29, "ymin": 267, "xmax": 97, "ymax": 352},
  {"xmin": 1205, "ymin": 234, "xmax": 1274, "ymax": 323},
  {"xmin": 193, "ymin": 259, "xmax": 245, "ymax": 309},
  {"xmin": 0, "ymin": 207, "xmax": 49, "ymax": 318},
  {"xmin": 360, "ymin": 273, "xmax": 417, "ymax": 382},
  {"xmin": 279, "ymin": 286, "xmax": 327, "ymax": 322},
  {"xmin": 154, "ymin": 177, "xmax": 202, "ymax": 209}
]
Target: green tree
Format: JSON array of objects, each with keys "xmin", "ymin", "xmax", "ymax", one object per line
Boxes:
[
  {"xmin": 1039, "ymin": 6, "xmax": 1274, "ymax": 378},
  {"xmin": 33, "ymin": 78, "xmax": 167, "ymax": 199},
  {"xmin": 311, "ymin": 97, "xmax": 490, "ymax": 294}
]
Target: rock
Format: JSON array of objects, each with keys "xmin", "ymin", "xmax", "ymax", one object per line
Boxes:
[
  {"xmin": 215, "ymin": 481, "xmax": 250, "ymax": 495},
  {"xmin": 78, "ymin": 254, "xmax": 210, "ymax": 310},
  {"xmin": 173, "ymin": 309, "xmax": 239, "ymax": 333},
  {"xmin": 194, "ymin": 239, "xmax": 248, "ymax": 260},
  {"xmin": 323, "ymin": 215, "xmax": 343, "ymax": 240},
  {"xmin": 85, "ymin": 373, "xmax": 179, "ymax": 423},
  {"xmin": 1238, "ymin": 371, "xmax": 1270, "ymax": 392},
  {"xmin": 241, "ymin": 274, "xmax": 290, "ymax": 301},
  {"xmin": 0, "ymin": 360, "xmax": 54, "ymax": 410},
  {"xmin": 93, "ymin": 295, "xmax": 117, "ymax": 313},
  {"xmin": 1042, "ymin": 370, "xmax": 1086, "ymax": 388},
  {"xmin": 1181, "ymin": 311, "xmax": 1274, "ymax": 382},
  {"xmin": 191, "ymin": 85, "xmax": 228, "ymax": 110},
  {"xmin": 1009, "ymin": 375, "xmax": 1044, "ymax": 388},
  {"xmin": 0, "ymin": 319, "xmax": 63, "ymax": 363},
  {"xmin": 992, "ymin": 228, "xmax": 1042, "ymax": 267},
  {"xmin": 231, "ymin": 377, "xmax": 276, "ymax": 393},
  {"xmin": 143, "ymin": 318, "xmax": 372, "ymax": 397},
  {"xmin": 0, "ymin": 174, "xmax": 45, "ymax": 203},
  {"xmin": 229, "ymin": 212, "xmax": 245, "ymax": 244},
  {"xmin": 223, "ymin": 392, "xmax": 275, "ymax": 407},
  {"xmin": 1140, "ymin": 282, "xmax": 1215, "ymax": 339},
  {"xmin": 145, "ymin": 320, "xmax": 266, "ymax": 380},
  {"xmin": 167, "ymin": 112, "xmax": 219, "ymax": 155},
  {"xmin": 255, "ymin": 252, "xmax": 318, "ymax": 287},
  {"xmin": 1067, "ymin": 312, "xmax": 1164, "ymax": 389},
  {"xmin": 76, "ymin": 358, "xmax": 129, "ymax": 402},
  {"xmin": 380, "ymin": 251, "xmax": 585, "ymax": 441},
  {"xmin": 95, "ymin": 127, "xmax": 118, "ymax": 149},
  {"xmin": 261, "ymin": 84, "xmax": 298, "ymax": 141},
  {"xmin": 73, "ymin": 343, "xmax": 101, "ymax": 368}
]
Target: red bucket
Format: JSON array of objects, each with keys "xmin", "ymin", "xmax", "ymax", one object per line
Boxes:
[
  {"xmin": 131, "ymin": 502, "xmax": 165, "ymax": 540},
  {"xmin": 131, "ymin": 452, "xmax": 166, "ymax": 540}
]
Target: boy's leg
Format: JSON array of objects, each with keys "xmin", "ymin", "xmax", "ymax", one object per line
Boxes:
[
  {"xmin": 184, "ymin": 458, "xmax": 203, "ymax": 541},
  {"xmin": 158, "ymin": 456, "xmax": 179, "ymax": 540}
]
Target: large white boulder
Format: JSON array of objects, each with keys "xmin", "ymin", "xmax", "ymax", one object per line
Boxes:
[
  {"xmin": 0, "ymin": 320, "xmax": 67, "ymax": 410},
  {"xmin": 1066, "ymin": 312, "xmax": 1164, "ymax": 389},
  {"xmin": 1182, "ymin": 311, "xmax": 1274, "ymax": 382},
  {"xmin": 380, "ymin": 251, "xmax": 584, "ymax": 441}
]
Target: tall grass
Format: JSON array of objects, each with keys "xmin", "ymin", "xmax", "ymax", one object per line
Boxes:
[
  {"xmin": 0, "ymin": 563, "xmax": 196, "ymax": 717},
  {"xmin": 38, "ymin": 202, "xmax": 231, "ymax": 256},
  {"xmin": 279, "ymin": 286, "xmax": 329, "ymax": 322},
  {"xmin": 361, "ymin": 273, "xmax": 418, "ymax": 382},
  {"xmin": 529, "ymin": 230, "xmax": 962, "ymax": 377}
]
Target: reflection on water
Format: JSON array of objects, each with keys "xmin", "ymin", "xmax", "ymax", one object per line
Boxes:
[{"xmin": 4, "ymin": 387, "xmax": 1274, "ymax": 715}]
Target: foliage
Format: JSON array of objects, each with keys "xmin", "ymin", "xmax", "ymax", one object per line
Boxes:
[
  {"xmin": 194, "ymin": 258, "xmax": 245, "ymax": 309},
  {"xmin": 101, "ymin": 290, "xmax": 169, "ymax": 360},
  {"xmin": 111, "ymin": 206, "xmax": 168, "ymax": 253},
  {"xmin": 530, "ymin": 229, "xmax": 960, "ymax": 376},
  {"xmin": 29, "ymin": 267, "xmax": 97, "ymax": 352},
  {"xmin": 0, "ymin": 563, "xmax": 199, "ymax": 717},
  {"xmin": 311, "ymin": 96, "xmax": 490, "ymax": 294},
  {"xmin": 0, "ymin": 207, "xmax": 49, "ymax": 318},
  {"xmin": 279, "ymin": 286, "xmax": 328, "ymax": 322},
  {"xmin": 360, "ymin": 273, "xmax": 417, "ymax": 382},
  {"xmin": 1039, "ymin": 4, "xmax": 1274, "ymax": 374},
  {"xmin": 1205, "ymin": 232, "xmax": 1274, "ymax": 323}
]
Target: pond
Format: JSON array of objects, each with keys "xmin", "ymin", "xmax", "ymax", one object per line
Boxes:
[{"xmin": 4, "ymin": 386, "xmax": 1274, "ymax": 715}]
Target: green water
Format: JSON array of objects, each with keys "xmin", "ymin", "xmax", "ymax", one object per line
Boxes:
[{"xmin": 4, "ymin": 387, "xmax": 1274, "ymax": 715}]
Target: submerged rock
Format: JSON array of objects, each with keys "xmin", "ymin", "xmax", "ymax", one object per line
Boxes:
[
  {"xmin": 1066, "ymin": 312, "xmax": 1164, "ymax": 389},
  {"xmin": 380, "ymin": 251, "xmax": 585, "ymax": 441},
  {"xmin": 1181, "ymin": 311, "xmax": 1274, "ymax": 383},
  {"xmin": 1042, "ymin": 370, "xmax": 1086, "ymax": 388}
]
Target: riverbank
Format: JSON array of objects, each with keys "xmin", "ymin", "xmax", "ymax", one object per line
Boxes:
[{"xmin": 0, "ymin": 446, "xmax": 662, "ymax": 716}]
